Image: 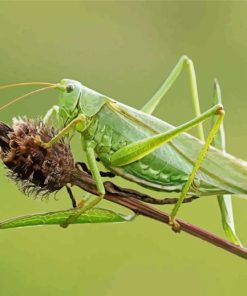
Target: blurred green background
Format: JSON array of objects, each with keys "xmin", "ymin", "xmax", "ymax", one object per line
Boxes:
[{"xmin": 0, "ymin": 1, "xmax": 247, "ymax": 295}]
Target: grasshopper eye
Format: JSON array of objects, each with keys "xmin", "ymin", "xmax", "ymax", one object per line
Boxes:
[{"xmin": 66, "ymin": 84, "xmax": 74, "ymax": 93}]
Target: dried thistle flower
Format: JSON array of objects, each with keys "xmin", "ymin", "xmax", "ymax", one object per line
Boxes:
[{"xmin": 0, "ymin": 118, "xmax": 75, "ymax": 197}]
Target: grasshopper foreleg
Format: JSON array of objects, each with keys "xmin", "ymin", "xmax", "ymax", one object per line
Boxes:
[
  {"xmin": 43, "ymin": 105, "xmax": 60, "ymax": 125},
  {"xmin": 35, "ymin": 114, "xmax": 87, "ymax": 149}
]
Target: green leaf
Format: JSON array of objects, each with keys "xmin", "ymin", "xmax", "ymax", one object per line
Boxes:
[{"xmin": 0, "ymin": 208, "xmax": 135, "ymax": 229}]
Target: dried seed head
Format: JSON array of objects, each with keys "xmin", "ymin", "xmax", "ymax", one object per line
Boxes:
[{"xmin": 0, "ymin": 118, "xmax": 75, "ymax": 197}]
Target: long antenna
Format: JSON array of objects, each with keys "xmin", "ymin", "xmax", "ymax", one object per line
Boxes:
[
  {"xmin": 0, "ymin": 85, "xmax": 57, "ymax": 112},
  {"xmin": 0, "ymin": 82, "xmax": 54, "ymax": 90}
]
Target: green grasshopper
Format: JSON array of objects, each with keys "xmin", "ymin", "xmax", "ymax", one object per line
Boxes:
[{"xmin": 1, "ymin": 56, "xmax": 246, "ymax": 242}]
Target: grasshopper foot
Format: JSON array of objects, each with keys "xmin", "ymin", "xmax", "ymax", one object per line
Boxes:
[
  {"xmin": 34, "ymin": 135, "xmax": 49, "ymax": 149},
  {"xmin": 60, "ymin": 199, "xmax": 87, "ymax": 229},
  {"xmin": 169, "ymin": 216, "xmax": 181, "ymax": 233},
  {"xmin": 33, "ymin": 135, "xmax": 42, "ymax": 146},
  {"xmin": 76, "ymin": 199, "xmax": 86, "ymax": 208}
]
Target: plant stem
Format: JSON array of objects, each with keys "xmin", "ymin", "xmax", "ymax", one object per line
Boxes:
[{"xmin": 71, "ymin": 169, "xmax": 247, "ymax": 260}]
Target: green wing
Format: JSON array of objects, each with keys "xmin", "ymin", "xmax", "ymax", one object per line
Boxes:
[{"xmin": 113, "ymin": 102, "xmax": 247, "ymax": 196}]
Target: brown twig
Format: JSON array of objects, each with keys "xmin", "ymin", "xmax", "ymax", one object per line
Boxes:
[
  {"xmin": 1, "ymin": 119, "xmax": 247, "ymax": 260},
  {"xmin": 71, "ymin": 169, "xmax": 247, "ymax": 260}
]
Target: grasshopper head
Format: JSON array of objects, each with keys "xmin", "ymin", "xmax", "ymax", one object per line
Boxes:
[
  {"xmin": 56, "ymin": 79, "xmax": 82, "ymax": 118},
  {"xmin": 56, "ymin": 78, "xmax": 108, "ymax": 118}
]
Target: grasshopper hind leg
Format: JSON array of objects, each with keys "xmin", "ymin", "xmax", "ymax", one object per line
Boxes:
[
  {"xmin": 169, "ymin": 105, "xmax": 225, "ymax": 231},
  {"xmin": 140, "ymin": 57, "xmax": 239, "ymax": 239},
  {"xmin": 141, "ymin": 55, "xmax": 204, "ymax": 141},
  {"xmin": 213, "ymin": 80, "xmax": 241, "ymax": 245}
]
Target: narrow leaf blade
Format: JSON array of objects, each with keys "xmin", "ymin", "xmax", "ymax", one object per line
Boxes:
[{"xmin": 0, "ymin": 208, "xmax": 135, "ymax": 229}]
